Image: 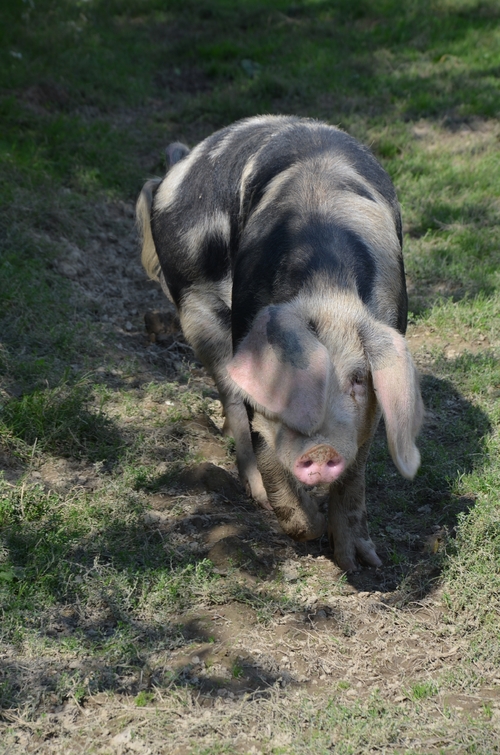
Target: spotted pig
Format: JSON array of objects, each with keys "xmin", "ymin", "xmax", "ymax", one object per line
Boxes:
[{"xmin": 136, "ymin": 115, "xmax": 423, "ymax": 572}]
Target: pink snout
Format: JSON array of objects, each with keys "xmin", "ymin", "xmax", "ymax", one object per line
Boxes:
[{"xmin": 293, "ymin": 445, "xmax": 346, "ymax": 485}]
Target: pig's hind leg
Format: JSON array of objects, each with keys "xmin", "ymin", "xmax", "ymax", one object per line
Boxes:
[
  {"xmin": 178, "ymin": 286, "xmax": 268, "ymax": 508},
  {"xmin": 327, "ymin": 439, "xmax": 382, "ymax": 572}
]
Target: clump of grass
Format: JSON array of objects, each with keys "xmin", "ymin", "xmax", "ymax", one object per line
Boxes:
[
  {"xmin": 0, "ymin": 476, "xmax": 59, "ymax": 527},
  {"xmin": 409, "ymin": 680, "xmax": 439, "ymax": 701},
  {"xmin": 0, "ymin": 378, "xmax": 122, "ymax": 463},
  {"xmin": 135, "ymin": 690, "xmax": 155, "ymax": 707}
]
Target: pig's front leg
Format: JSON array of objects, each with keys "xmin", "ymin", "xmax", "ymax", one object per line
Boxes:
[
  {"xmin": 219, "ymin": 392, "xmax": 270, "ymax": 509},
  {"xmin": 327, "ymin": 440, "xmax": 382, "ymax": 572},
  {"xmin": 252, "ymin": 429, "xmax": 326, "ymax": 541}
]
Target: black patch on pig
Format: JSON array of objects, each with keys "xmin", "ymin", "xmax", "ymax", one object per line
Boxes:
[
  {"xmin": 197, "ymin": 233, "xmax": 230, "ymax": 283},
  {"xmin": 266, "ymin": 307, "xmax": 310, "ymax": 369},
  {"xmin": 245, "ymin": 402, "xmax": 254, "ymax": 423},
  {"xmin": 152, "ymin": 208, "xmax": 230, "ymax": 305},
  {"xmin": 232, "ymin": 212, "xmax": 376, "ymax": 345},
  {"xmin": 214, "ymin": 300, "xmax": 232, "ymax": 331},
  {"xmin": 396, "ymin": 256, "xmax": 408, "ymax": 334},
  {"xmin": 151, "ymin": 223, "xmax": 191, "ymax": 307},
  {"xmin": 341, "ymin": 179, "xmax": 376, "ymax": 203}
]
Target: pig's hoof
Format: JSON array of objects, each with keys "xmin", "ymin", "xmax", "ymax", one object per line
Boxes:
[
  {"xmin": 254, "ymin": 491, "xmax": 273, "ymax": 512},
  {"xmin": 281, "ymin": 512, "xmax": 327, "ymax": 542},
  {"xmin": 329, "ymin": 532, "xmax": 382, "ymax": 572},
  {"xmin": 243, "ymin": 474, "xmax": 272, "ymax": 511}
]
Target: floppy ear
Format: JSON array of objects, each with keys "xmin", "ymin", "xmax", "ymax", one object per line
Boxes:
[
  {"xmin": 363, "ymin": 322, "xmax": 424, "ymax": 479},
  {"xmin": 226, "ymin": 306, "xmax": 331, "ymax": 435}
]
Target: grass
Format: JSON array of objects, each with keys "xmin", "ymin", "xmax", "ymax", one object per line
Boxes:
[{"xmin": 0, "ymin": 0, "xmax": 499, "ymax": 753}]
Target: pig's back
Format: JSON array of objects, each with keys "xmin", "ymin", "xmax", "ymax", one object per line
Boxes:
[
  {"xmin": 231, "ymin": 121, "xmax": 406, "ymax": 340},
  {"xmin": 151, "ymin": 116, "xmax": 405, "ymax": 332}
]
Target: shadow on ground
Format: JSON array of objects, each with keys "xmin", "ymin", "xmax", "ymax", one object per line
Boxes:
[{"xmin": 0, "ymin": 357, "xmax": 491, "ymax": 716}]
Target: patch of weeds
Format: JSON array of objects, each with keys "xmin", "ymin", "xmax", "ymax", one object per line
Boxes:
[
  {"xmin": 144, "ymin": 558, "xmax": 223, "ymax": 614},
  {"xmin": 388, "ymin": 548, "xmax": 405, "ymax": 566},
  {"xmin": 223, "ymin": 436, "xmax": 236, "ymax": 456},
  {"xmin": 0, "ymin": 379, "xmax": 123, "ymax": 463},
  {"xmin": 143, "ymin": 381, "xmax": 179, "ymax": 403},
  {"xmin": 229, "ymin": 584, "xmax": 296, "ymax": 624},
  {"xmin": 55, "ymin": 671, "xmax": 88, "ymax": 705},
  {"xmin": 0, "ymin": 679, "xmax": 16, "ymax": 709},
  {"xmin": 135, "ymin": 690, "xmax": 155, "ymax": 707},
  {"xmin": 408, "ymin": 680, "xmax": 439, "ymax": 701},
  {"xmin": 0, "ymin": 476, "xmax": 59, "ymax": 526},
  {"xmin": 422, "ymin": 293, "xmax": 500, "ymax": 342},
  {"xmin": 124, "ymin": 461, "xmax": 182, "ymax": 492},
  {"xmin": 231, "ymin": 661, "xmax": 244, "ymax": 679}
]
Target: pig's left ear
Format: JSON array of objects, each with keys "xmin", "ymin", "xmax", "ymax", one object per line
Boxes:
[
  {"xmin": 363, "ymin": 322, "xmax": 424, "ymax": 479},
  {"xmin": 226, "ymin": 306, "xmax": 331, "ymax": 435}
]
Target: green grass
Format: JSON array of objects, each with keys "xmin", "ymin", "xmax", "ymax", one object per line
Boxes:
[
  {"xmin": 1, "ymin": 0, "xmax": 499, "ymax": 752},
  {"xmin": 0, "ymin": 379, "xmax": 123, "ymax": 463}
]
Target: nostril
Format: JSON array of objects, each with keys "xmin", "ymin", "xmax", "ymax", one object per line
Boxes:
[{"xmin": 294, "ymin": 446, "xmax": 346, "ymax": 484}]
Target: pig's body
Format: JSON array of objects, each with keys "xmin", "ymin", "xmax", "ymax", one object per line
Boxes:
[{"xmin": 137, "ymin": 116, "xmax": 423, "ymax": 571}]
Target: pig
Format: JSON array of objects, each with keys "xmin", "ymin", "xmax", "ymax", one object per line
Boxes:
[{"xmin": 136, "ymin": 115, "xmax": 424, "ymax": 572}]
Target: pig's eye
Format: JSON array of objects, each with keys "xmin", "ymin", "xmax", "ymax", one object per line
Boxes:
[{"xmin": 350, "ymin": 372, "xmax": 366, "ymax": 398}]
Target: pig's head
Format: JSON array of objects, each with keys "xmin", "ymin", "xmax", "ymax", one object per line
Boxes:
[{"xmin": 226, "ymin": 300, "xmax": 423, "ymax": 486}]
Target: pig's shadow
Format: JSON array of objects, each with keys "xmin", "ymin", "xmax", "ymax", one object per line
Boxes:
[{"xmin": 294, "ymin": 368, "xmax": 492, "ymax": 598}]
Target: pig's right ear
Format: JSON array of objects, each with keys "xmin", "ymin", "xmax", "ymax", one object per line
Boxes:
[
  {"xmin": 226, "ymin": 306, "xmax": 331, "ymax": 435},
  {"xmin": 363, "ymin": 322, "xmax": 424, "ymax": 479}
]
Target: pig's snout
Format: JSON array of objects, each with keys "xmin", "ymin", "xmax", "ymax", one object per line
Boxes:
[{"xmin": 294, "ymin": 445, "xmax": 345, "ymax": 485}]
